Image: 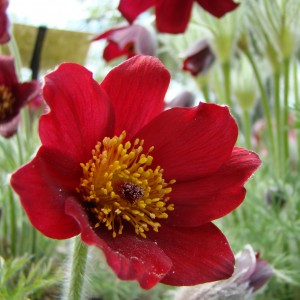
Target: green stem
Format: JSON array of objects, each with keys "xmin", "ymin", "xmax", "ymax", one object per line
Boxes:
[
  {"xmin": 242, "ymin": 110, "xmax": 252, "ymax": 149},
  {"xmin": 16, "ymin": 131, "xmax": 24, "ymax": 166},
  {"xmin": 64, "ymin": 236, "xmax": 88, "ymax": 300},
  {"xmin": 8, "ymin": 187, "xmax": 17, "ymax": 256},
  {"xmin": 273, "ymin": 72, "xmax": 283, "ymax": 177},
  {"xmin": 7, "ymin": 34, "xmax": 23, "ymax": 80},
  {"xmin": 293, "ymin": 60, "xmax": 300, "ymax": 172},
  {"xmin": 244, "ymin": 49, "xmax": 276, "ymax": 163},
  {"xmin": 221, "ymin": 61, "xmax": 233, "ymax": 107},
  {"xmin": 201, "ymin": 83, "xmax": 210, "ymax": 103},
  {"xmin": 282, "ymin": 57, "xmax": 290, "ymax": 172},
  {"xmin": 213, "ymin": 70, "xmax": 224, "ymax": 104}
]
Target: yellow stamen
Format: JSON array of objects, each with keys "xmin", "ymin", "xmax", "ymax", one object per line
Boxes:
[
  {"xmin": 77, "ymin": 131, "xmax": 175, "ymax": 238},
  {"xmin": 0, "ymin": 85, "xmax": 16, "ymax": 120}
]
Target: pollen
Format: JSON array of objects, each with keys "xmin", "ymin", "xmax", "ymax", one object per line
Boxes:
[
  {"xmin": 77, "ymin": 131, "xmax": 175, "ymax": 238},
  {"xmin": 0, "ymin": 85, "xmax": 15, "ymax": 120}
]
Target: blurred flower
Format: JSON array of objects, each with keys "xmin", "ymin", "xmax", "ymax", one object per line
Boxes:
[
  {"xmin": 173, "ymin": 244, "xmax": 273, "ymax": 300},
  {"xmin": 27, "ymin": 85, "xmax": 44, "ymax": 111},
  {"xmin": 93, "ymin": 24, "xmax": 156, "ymax": 62},
  {"xmin": 165, "ymin": 91, "xmax": 195, "ymax": 109},
  {"xmin": 118, "ymin": 0, "xmax": 239, "ymax": 34},
  {"xmin": 0, "ymin": 0, "xmax": 10, "ymax": 44},
  {"xmin": 0, "ymin": 56, "xmax": 41, "ymax": 138},
  {"xmin": 182, "ymin": 39, "xmax": 215, "ymax": 76},
  {"xmin": 232, "ymin": 54, "xmax": 258, "ymax": 112},
  {"xmin": 11, "ymin": 55, "xmax": 260, "ymax": 289}
]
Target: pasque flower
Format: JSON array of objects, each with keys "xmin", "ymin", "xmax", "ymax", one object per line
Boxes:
[
  {"xmin": 94, "ymin": 24, "xmax": 156, "ymax": 62},
  {"xmin": 0, "ymin": 0, "xmax": 10, "ymax": 44},
  {"xmin": 11, "ymin": 55, "xmax": 260, "ymax": 289},
  {"xmin": 182, "ymin": 39, "xmax": 216, "ymax": 76},
  {"xmin": 0, "ymin": 56, "xmax": 40, "ymax": 137},
  {"xmin": 118, "ymin": 0, "xmax": 239, "ymax": 34}
]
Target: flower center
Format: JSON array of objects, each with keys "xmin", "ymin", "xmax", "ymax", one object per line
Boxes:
[
  {"xmin": 0, "ymin": 85, "xmax": 15, "ymax": 120},
  {"xmin": 77, "ymin": 131, "xmax": 175, "ymax": 238}
]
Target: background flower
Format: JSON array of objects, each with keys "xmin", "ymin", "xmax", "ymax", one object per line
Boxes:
[
  {"xmin": 118, "ymin": 0, "xmax": 239, "ymax": 33},
  {"xmin": 93, "ymin": 24, "xmax": 156, "ymax": 62},
  {"xmin": 0, "ymin": 55, "xmax": 41, "ymax": 137},
  {"xmin": 182, "ymin": 39, "xmax": 216, "ymax": 76}
]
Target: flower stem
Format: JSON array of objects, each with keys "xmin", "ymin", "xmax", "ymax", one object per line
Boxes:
[
  {"xmin": 201, "ymin": 83, "xmax": 210, "ymax": 103},
  {"xmin": 7, "ymin": 32, "xmax": 23, "ymax": 80},
  {"xmin": 273, "ymin": 71, "xmax": 283, "ymax": 177},
  {"xmin": 16, "ymin": 131, "xmax": 24, "ymax": 166},
  {"xmin": 244, "ymin": 49, "xmax": 276, "ymax": 164},
  {"xmin": 282, "ymin": 57, "xmax": 290, "ymax": 173},
  {"xmin": 64, "ymin": 236, "xmax": 88, "ymax": 300},
  {"xmin": 8, "ymin": 187, "xmax": 17, "ymax": 255},
  {"xmin": 242, "ymin": 110, "xmax": 252, "ymax": 150},
  {"xmin": 293, "ymin": 60, "xmax": 300, "ymax": 172},
  {"xmin": 221, "ymin": 61, "xmax": 233, "ymax": 107}
]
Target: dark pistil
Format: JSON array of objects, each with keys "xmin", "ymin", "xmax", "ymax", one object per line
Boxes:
[{"xmin": 118, "ymin": 182, "xmax": 144, "ymax": 202}]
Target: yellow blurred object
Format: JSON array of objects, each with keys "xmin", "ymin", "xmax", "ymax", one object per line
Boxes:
[{"xmin": 3, "ymin": 23, "xmax": 92, "ymax": 72}]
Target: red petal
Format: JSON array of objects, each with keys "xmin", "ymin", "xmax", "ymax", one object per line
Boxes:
[
  {"xmin": 40, "ymin": 63, "xmax": 114, "ymax": 164},
  {"xmin": 182, "ymin": 39, "xmax": 216, "ymax": 76},
  {"xmin": 94, "ymin": 25, "xmax": 156, "ymax": 61},
  {"xmin": 0, "ymin": 55, "xmax": 17, "ymax": 86},
  {"xmin": 197, "ymin": 0, "xmax": 239, "ymax": 18},
  {"xmin": 155, "ymin": 0, "xmax": 194, "ymax": 33},
  {"xmin": 10, "ymin": 147, "xmax": 80, "ymax": 239},
  {"xmin": 65, "ymin": 198, "xmax": 172, "ymax": 289},
  {"xmin": 0, "ymin": 114, "xmax": 20, "ymax": 138},
  {"xmin": 136, "ymin": 102, "xmax": 238, "ymax": 181},
  {"xmin": 0, "ymin": 11, "xmax": 10, "ymax": 44},
  {"xmin": 13, "ymin": 80, "xmax": 41, "ymax": 110},
  {"xmin": 100, "ymin": 55, "xmax": 170, "ymax": 139},
  {"xmin": 167, "ymin": 147, "xmax": 261, "ymax": 226},
  {"xmin": 148, "ymin": 223, "xmax": 234, "ymax": 285},
  {"xmin": 118, "ymin": 0, "xmax": 154, "ymax": 23},
  {"xmin": 103, "ymin": 41, "xmax": 130, "ymax": 62}
]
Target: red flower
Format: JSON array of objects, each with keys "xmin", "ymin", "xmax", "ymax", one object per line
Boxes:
[
  {"xmin": 11, "ymin": 56, "xmax": 260, "ymax": 289},
  {"xmin": 118, "ymin": 0, "xmax": 239, "ymax": 34},
  {"xmin": 0, "ymin": 0, "xmax": 10, "ymax": 44},
  {"xmin": 182, "ymin": 39, "xmax": 216, "ymax": 76},
  {"xmin": 93, "ymin": 24, "xmax": 156, "ymax": 62},
  {"xmin": 0, "ymin": 56, "xmax": 41, "ymax": 137}
]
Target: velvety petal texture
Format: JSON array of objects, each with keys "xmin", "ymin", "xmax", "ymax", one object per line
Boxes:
[
  {"xmin": 167, "ymin": 147, "xmax": 261, "ymax": 226},
  {"xmin": 11, "ymin": 55, "xmax": 261, "ymax": 289},
  {"xmin": 100, "ymin": 55, "xmax": 170, "ymax": 139},
  {"xmin": 10, "ymin": 147, "xmax": 81, "ymax": 239},
  {"xmin": 148, "ymin": 223, "xmax": 235, "ymax": 286},
  {"xmin": 136, "ymin": 103, "xmax": 238, "ymax": 181},
  {"xmin": 40, "ymin": 63, "xmax": 114, "ymax": 164}
]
